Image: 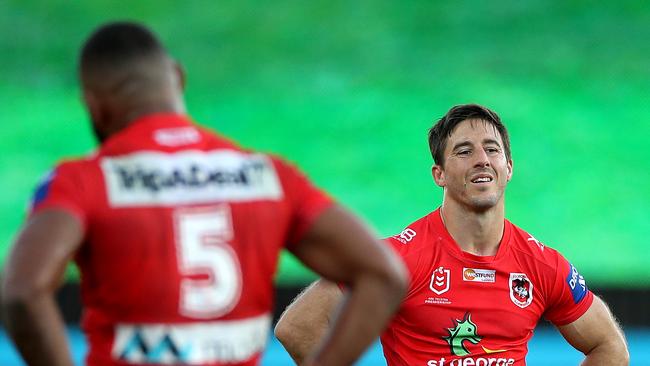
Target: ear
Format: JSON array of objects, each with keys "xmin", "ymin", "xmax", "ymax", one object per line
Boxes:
[
  {"xmin": 173, "ymin": 61, "xmax": 186, "ymax": 91},
  {"xmin": 432, "ymin": 164, "xmax": 445, "ymax": 187},
  {"xmin": 83, "ymin": 89, "xmax": 101, "ymax": 120},
  {"xmin": 506, "ymin": 159, "xmax": 513, "ymax": 182}
]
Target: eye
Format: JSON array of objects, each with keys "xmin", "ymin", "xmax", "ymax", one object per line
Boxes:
[
  {"xmin": 457, "ymin": 150, "xmax": 471, "ymax": 156},
  {"xmin": 486, "ymin": 147, "xmax": 500, "ymax": 154}
]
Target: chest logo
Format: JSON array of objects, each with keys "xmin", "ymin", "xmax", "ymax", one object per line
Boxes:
[
  {"xmin": 443, "ymin": 312, "xmax": 482, "ymax": 357},
  {"xmin": 509, "ymin": 273, "xmax": 534, "ymax": 308},
  {"xmin": 430, "ymin": 266, "xmax": 451, "ymax": 295},
  {"xmin": 463, "ymin": 268, "xmax": 496, "ymax": 283}
]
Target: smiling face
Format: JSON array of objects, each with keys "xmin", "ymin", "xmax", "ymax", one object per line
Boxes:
[{"xmin": 432, "ymin": 118, "xmax": 513, "ymax": 212}]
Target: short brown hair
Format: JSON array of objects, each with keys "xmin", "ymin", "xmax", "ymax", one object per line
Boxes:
[{"xmin": 428, "ymin": 104, "xmax": 511, "ymax": 167}]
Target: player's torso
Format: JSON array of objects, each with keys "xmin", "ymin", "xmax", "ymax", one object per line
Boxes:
[
  {"xmin": 381, "ymin": 211, "xmax": 554, "ymax": 366},
  {"xmin": 73, "ymin": 117, "xmax": 290, "ymax": 365}
]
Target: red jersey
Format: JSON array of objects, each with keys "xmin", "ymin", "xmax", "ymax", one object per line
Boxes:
[
  {"xmin": 30, "ymin": 114, "xmax": 333, "ymax": 366},
  {"xmin": 380, "ymin": 209, "xmax": 593, "ymax": 366}
]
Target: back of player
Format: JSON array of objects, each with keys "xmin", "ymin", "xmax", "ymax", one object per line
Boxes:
[
  {"xmin": 3, "ymin": 21, "xmax": 408, "ymax": 366},
  {"xmin": 33, "ymin": 114, "xmax": 332, "ymax": 365}
]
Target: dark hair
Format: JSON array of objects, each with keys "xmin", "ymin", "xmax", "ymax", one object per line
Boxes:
[
  {"xmin": 428, "ymin": 104, "xmax": 511, "ymax": 166},
  {"xmin": 80, "ymin": 21, "xmax": 166, "ymax": 72}
]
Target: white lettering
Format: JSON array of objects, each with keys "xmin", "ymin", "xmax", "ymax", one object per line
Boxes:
[{"xmin": 427, "ymin": 358, "xmax": 515, "ymax": 366}]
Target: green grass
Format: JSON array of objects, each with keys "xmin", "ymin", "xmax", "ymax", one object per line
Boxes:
[{"xmin": 1, "ymin": 0, "xmax": 649, "ymax": 287}]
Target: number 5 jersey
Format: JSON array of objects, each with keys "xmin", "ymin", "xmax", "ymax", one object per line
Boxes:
[{"xmin": 30, "ymin": 114, "xmax": 333, "ymax": 366}]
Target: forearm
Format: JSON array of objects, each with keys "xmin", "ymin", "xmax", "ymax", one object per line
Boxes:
[
  {"xmin": 580, "ymin": 341, "xmax": 629, "ymax": 366},
  {"xmin": 2, "ymin": 294, "xmax": 74, "ymax": 366},
  {"xmin": 305, "ymin": 274, "xmax": 404, "ymax": 366}
]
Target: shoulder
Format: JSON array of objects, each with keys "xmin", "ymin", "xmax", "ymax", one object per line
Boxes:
[
  {"xmin": 385, "ymin": 211, "xmax": 441, "ymax": 257},
  {"xmin": 507, "ymin": 221, "xmax": 565, "ymax": 272},
  {"xmin": 45, "ymin": 155, "xmax": 97, "ymax": 181}
]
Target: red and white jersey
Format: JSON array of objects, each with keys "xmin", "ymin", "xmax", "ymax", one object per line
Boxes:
[
  {"xmin": 380, "ymin": 209, "xmax": 593, "ymax": 366},
  {"xmin": 30, "ymin": 114, "xmax": 333, "ymax": 366}
]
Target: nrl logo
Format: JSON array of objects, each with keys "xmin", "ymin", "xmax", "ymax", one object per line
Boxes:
[
  {"xmin": 430, "ymin": 266, "xmax": 451, "ymax": 295},
  {"xmin": 443, "ymin": 312, "xmax": 482, "ymax": 356},
  {"xmin": 509, "ymin": 273, "xmax": 534, "ymax": 308}
]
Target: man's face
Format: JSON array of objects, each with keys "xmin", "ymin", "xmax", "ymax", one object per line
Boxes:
[{"xmin": 432, "ymin": 119, "xmax": 513, "ymax": 212}]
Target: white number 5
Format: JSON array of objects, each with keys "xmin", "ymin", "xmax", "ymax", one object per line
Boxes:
[{"xmin": 174, "ymin": 205, "xmax": 242, "ymax": 318}]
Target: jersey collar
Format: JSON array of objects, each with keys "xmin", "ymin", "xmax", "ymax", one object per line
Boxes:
[{"xmin": 429, "ymin": 207, "xmax": 512, "ymax": 263}]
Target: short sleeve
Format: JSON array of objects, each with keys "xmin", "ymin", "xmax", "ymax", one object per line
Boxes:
[
  {"xmin": 29, "ymin": 163, "xmax": 87, "ymax": 227},
  {"xmin": 544, "ymin": 252, "xmax": 594, "ymax": 326},
  {"xmin": 273, "ymin": 158, "xmax": 334, "ymax": 247}
]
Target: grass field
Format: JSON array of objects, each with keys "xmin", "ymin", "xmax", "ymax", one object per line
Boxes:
[{"xmin": 1, "ymin": 0, "xmax": 649, "ymax": 286}]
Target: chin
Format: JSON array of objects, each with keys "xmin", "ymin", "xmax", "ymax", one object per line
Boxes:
[{"xmin": 466, "ymin": 195, "xmax": 500, "ymax": 212}]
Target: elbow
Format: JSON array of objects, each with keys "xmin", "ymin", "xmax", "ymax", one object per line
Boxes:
[
  {"xmin": 1, "ymin": 276, "xmax": 46, "ymax": 315},
  {"xmin": 378, "ymin": 254, "xmax": 409, "ymax": 300},
  {"xmin": 274, "ymin": 315, "xmax": 297, "ymax": 347},
  {"xmin": 273, "ymin": 321, "xmax": 289, "ymax": 345},
  {"xmin": 616, "ymin": 341, "xmax": 630, "ymax": 366}
]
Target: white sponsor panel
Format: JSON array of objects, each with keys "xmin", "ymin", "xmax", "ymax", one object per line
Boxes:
[
  {"xmin": 462, "ymin": 268, "xmax": 496, "ymax": 283},
  {"xmin": 112, "ymin": 313, "xmax": 271, "ymax": 364},
  {"xmin": 101, "ymin": 150, "xmax": 283, "ymax": 207}
]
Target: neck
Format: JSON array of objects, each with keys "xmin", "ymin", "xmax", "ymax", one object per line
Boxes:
[
  {"xmin": 103, "ymin": 98, "xmax": 186, "ymax": 139},
  {"xmin": 439, "ymin": 197, "xmax": 505, "ymax": 256}
]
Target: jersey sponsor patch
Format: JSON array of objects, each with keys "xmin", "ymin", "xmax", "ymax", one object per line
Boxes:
[
  {"xmin": 153, "ymin": 127, "xmax": 201, "ymax": 146},
  {"xmin": 30, "ymin": 170, "xmax": 55, "ymax": 208},
  {"xmin": 430, "ymin": 266, "xmax": 451, "ymax": 295},
  {"xmin": 463, "ymin": 268, "xmax": 496, "ymax": 283},
  {"xmin": 112, "ymin": 313, "xmax": 270, "ymax": 364},
  {"xmin": 101, "ymin": 150, "xmax": 283, "ymax": 207},
  {"xmin": 393, "ymin": 228, "xmax": 416, "ymax": 244},
  {"xmin": 526, "ymin": 234, "xmax": 544, "ymax": 251},
  {"xmin": 566, "ymin": 263, "xmax": 588, "ymax": 304},
  {"xmin": 509, "ymin": 273, "xmax": 533, "ymax": 308}
]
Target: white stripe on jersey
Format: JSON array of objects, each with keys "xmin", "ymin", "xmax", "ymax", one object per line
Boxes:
[{"xmin": 111, "ymin": 313, "xmax": 271, "ymax": 364}]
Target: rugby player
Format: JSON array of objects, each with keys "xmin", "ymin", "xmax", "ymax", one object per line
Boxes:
[
  {"xmin": 274, "ymin": 104, "xmax": 629, "ymax": 365},
  {"xmin": 0, "ymin": 21, "xmax": 407, "ymax": 366}
]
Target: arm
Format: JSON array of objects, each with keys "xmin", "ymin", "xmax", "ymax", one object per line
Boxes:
[
  {"xmin": 557, "ymin": 296, "xmax": 629, "ymax": 366},
  {"xmin": 1, "ymin": 209, "xmax": 84, "ymax": 366},
  {"xmin": 275, "ymin": 279, "xmax": 343, "ymax": 363},
  {"xmin": 288, "ymin": 205, "xmax": 407, "ymax": 366}
]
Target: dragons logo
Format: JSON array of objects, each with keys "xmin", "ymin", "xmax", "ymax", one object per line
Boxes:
[
  {"xmin": 509, "ymin": 273, "xmax": 534, "ymax": 308},
  {"xmin": 443, "ymin": 312, "xmax": 482, "ymax": 356}
]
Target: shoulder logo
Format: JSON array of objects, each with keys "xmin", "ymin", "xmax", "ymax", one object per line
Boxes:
[
  {"xmin": 393, "ymin": 228, "xmax": 416, "ymax": 244},
  {"xmin": 527, "ymin": 234, "xmax": 544, "ymax": 251},
  {"xmin": 31, "ymin": 170, "xmax": 56, "ymax": 209},
  {"xmin": 430, "ymin": 266, "xmax": 450, "ymax": 295},
  {"xmin": 566, "ymin": 263, "xmax": 588, "ymax": 304},
  {"xmin": 509, "ymin": 273, "xmax": 533, "ymax": 308}
]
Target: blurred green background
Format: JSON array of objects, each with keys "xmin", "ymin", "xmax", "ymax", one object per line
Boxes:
[{"xmin": 1, "ymin": 0, "xmax": 648, "ymax": 287}]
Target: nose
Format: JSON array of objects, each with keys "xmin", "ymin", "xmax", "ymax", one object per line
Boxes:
[{"xmin": 473, "ymin": 148, "xmax": 490, "ymax": 168}]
